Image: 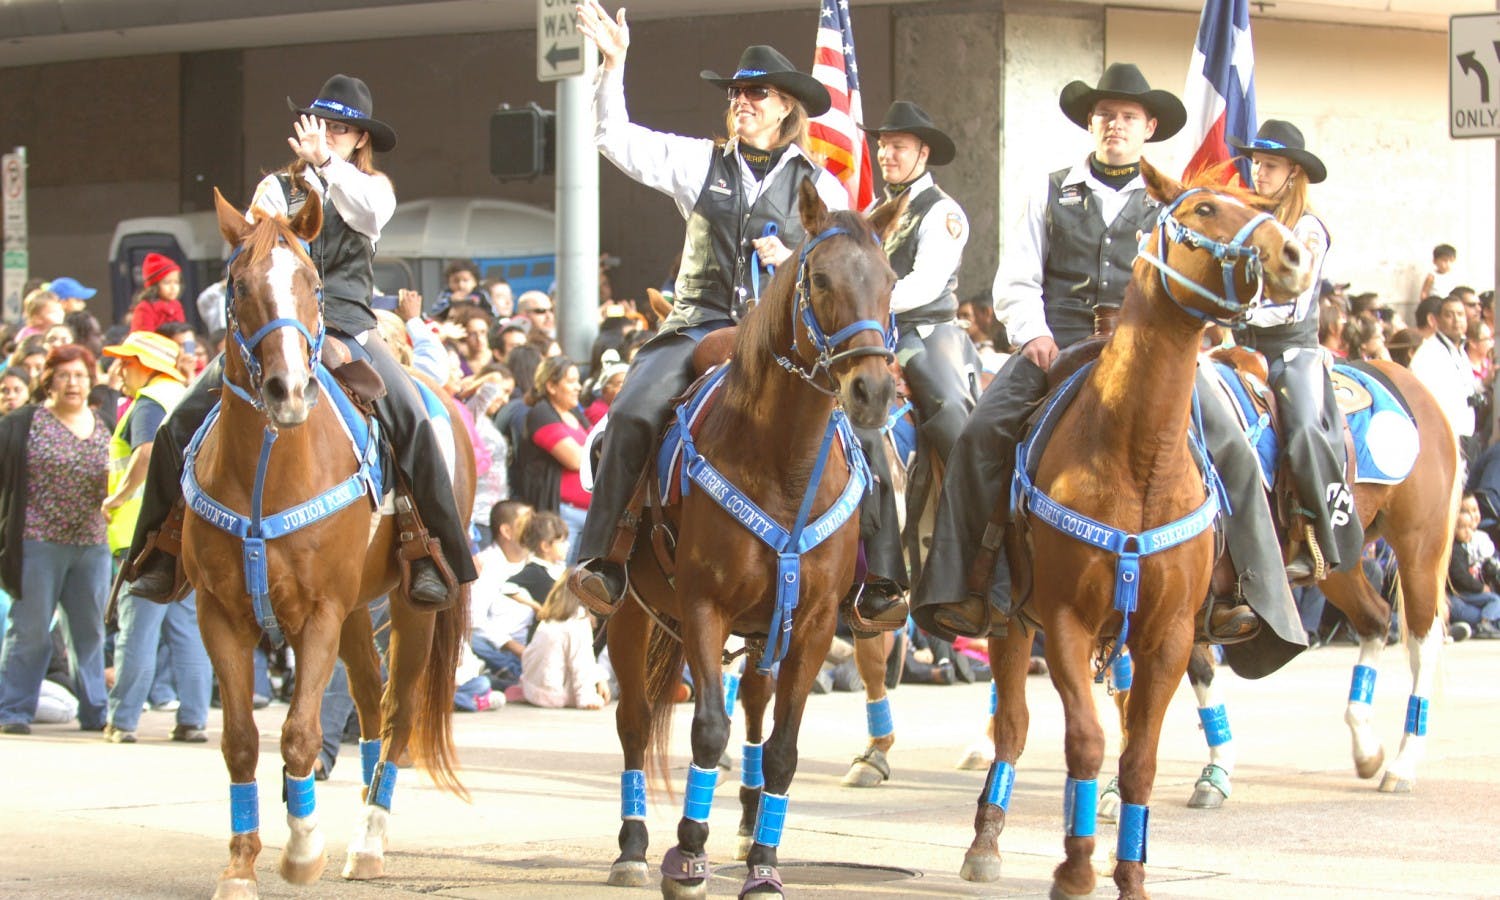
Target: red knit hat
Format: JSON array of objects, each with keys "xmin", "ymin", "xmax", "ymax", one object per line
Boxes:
[{"xmin": 141, "ymin": 252, "xmax": 181, "ymax": 288}]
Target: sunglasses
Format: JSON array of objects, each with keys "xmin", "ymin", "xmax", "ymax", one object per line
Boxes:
[
  {"xmin": 727, "ymin": 85, "xmax": 773, "ymax": 102},
  {"xmin": 525, "ymin": 306, "xmax": 554, "ymax": 315}
]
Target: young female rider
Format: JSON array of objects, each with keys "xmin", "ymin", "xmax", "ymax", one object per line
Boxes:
[
  {"xmin": 567, "ymin": 1, "xmax": 851, "ymax": 612},
  {"xmin": 125, "ymin": 74, "xmax": 477, "ymax": 607},
  {"xmin": 1229, "ymin": 119, "xmax": 1363, "ymax": 575}
]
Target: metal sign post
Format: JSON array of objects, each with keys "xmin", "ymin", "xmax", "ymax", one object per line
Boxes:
[
  {"xmin": 538, "ymin": 0, "xmax": 598, "ymax": 363},
  {"xmin": 2, "ymin": 147, "xmax": 27, "ymax": 324}
]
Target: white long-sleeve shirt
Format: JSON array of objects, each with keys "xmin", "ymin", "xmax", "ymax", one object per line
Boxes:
[
  {"xmin": 520, "ymin": 609, "xmax": 608, "ymax": 709},
  {"xmin": 1410, "ymin": 330, "xmax": 1476, "ymax": 438},
  {"xmin": 877, "ymin": 173, "xmax": 968, "ymax": 316},
  {"xmin": 993, "ymin": 158, "xmax": 1148, "ymax": 350},
  {"xmin": 247, "ymin": 156, "xmax": 395, "ymax": 244},
  {"xmin": 1243, "ymin": 212, "xmax": 1328, "ymax": 331}
]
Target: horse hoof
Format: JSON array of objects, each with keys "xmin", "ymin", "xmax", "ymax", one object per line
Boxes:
[
  {"xmin": 1188, "ymin": 785, "xmax": 1226, "ymax": 809},
  {"xmin": 959, "ymin": 852, "xmax": 1002, "ymax": 883},
  {"xmin": 841, "ymin": 760, "xmax": 886, "ymax": 788},
  {"xmin": 607, "ymin": 860, "xmax": 651, "ymax": 887},
  {"xmin": 1048, "ymin": 885, "xmax": 1092, "ymax": 900},
  {"xmin": 956, "ymin": 748, "xmax": 993, "ymax": 771},
  {"xmin": 211, "ymin": 877, "xmax": 258, "ymax": 900},
  {"xmin": 1355, "ymin": 749, "xmax": 1385, "ymax": 780},
  {"xmin": 279, "ymin": 851, "xmax": 327, "ymax": 885},
  {"xmin": 1378, "ymin": 772, "xmax": 1415, "ymax": 794},
  {"xmin": 342, "ymin": 851, "xmax": 385, "ymax": 880},
  {"xmin": 735, "ymin": 832, "xmax": 754, "ymax": 861},
  {"xmin": 659, "ymin": 876, "xmax": 709, "ymax": 900}
]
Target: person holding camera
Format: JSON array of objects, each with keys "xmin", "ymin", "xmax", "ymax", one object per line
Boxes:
[{"xmin": 1448, "ymin": 506, "xmax": 1500, "ymax": 639}]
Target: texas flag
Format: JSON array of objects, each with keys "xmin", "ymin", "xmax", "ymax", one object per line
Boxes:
[
  {"xmin": 808, "ymin": 0, "xmax": 874, "ymax": 211},
  {"xmin": 1181, "ymin": 0, "xmax": 1257, "ymax": 183}
]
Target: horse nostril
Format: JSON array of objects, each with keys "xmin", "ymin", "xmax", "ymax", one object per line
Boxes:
[
  {"xmin": 303, "ymin": 380, "xmax": 319, "ymax": 404},
  {"xmin": 263, "ymin": 376, "xmax": 289, "ymax": 404},
  {"xmin": 1282, "ymin": 241, "xmax": 1303, "ymax": 269},
  {"xmin": 851, "ymin": 375, "xmax": 870, "ymax": 408}
]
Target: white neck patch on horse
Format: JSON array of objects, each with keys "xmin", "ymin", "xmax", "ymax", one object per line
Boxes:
[{"xmin": 266, "ymin": 245, "xmax": 310, "ymax": 374}]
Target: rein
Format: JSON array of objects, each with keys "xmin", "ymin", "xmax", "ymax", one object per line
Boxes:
[
  {"xmin": 773, "ymin": 226, "xmax": 896, "ymax": 396},
  {"xmin": 1134, "ymin": 187, "xmax": 1275, "ymax": 326}
]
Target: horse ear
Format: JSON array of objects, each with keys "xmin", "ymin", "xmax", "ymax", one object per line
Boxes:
[
  {"xmin": 798, "ymin": 176, "xmax": 828, "ymax": 237},
  {"xmin": 867, "ymin": 194, "xmax": 906, "ymax": 243},
  {"xmin": 288, "ymin": 192, "xmax": 324, "ymax": 243},
  {"xmin": 1140, "ymin": 159, "xmax": 1182, "ymax": 206},
  {"xmin": 213, "ymin": 188, "xmax": 252, "ymax": 247}
]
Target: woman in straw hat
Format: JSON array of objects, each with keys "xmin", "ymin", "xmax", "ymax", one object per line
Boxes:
[{"xmin": 568, "ymin": 1, "xmax": 848, "ymax": 612}]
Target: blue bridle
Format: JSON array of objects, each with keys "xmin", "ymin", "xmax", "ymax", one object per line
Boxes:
[
  {"xmin": 773, "ymin": 225, "xmax": 897, "ymax": 395},
  {"xmin": 222, "ymin": 242, "xmax": 327, "ymax": 415},
  {"xmin": 1134, "ymin": 187, "xmax": 1277, "ymax": 326}
]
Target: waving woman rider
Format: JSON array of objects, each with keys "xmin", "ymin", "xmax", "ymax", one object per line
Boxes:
[
  {"xmin": 567, "ymin": 1, "xmax": 850, "ymax": 612},
  {"xmin": 125, "ymin": 75, "xmax": 477, "ymax": 607}
]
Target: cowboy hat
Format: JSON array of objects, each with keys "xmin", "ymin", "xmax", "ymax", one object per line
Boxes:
[
  {"xmin": 863, "ymin": 101, "xmax": 955, "ymax": 166},
  {"xmin": 1058, "ymin": 63, "xmax": 1186, "ymax": 142},
  {"xmin": 102, "ymin": 331, "xmax": 187, "ymax": 384},
  {"xmin": 287, "ymin": 74, "xmax": 397, "ymax": 153},
  {"xmin": 700, "ymin": 45, "xmax": 832, "ymax": 118},
  {"xmin": 1228, "ymin": 119, "xmax": 1326, "ymax": 184}
]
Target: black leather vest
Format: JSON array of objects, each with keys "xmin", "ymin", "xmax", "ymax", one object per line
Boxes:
[
  {"xmin": 884, "ymin": 183, "xmax": 960, "ymax": 328},
  {"xmin": 676, "ymin": 148, "xmax": 815, "ymax": 319},
  {"xmin": 1040, "ymin": 167, "xmax": 1159, "ymax": 349},
  {"xmin": 278, "ymin": 174, "xmax": 377, "ymax": 337}
]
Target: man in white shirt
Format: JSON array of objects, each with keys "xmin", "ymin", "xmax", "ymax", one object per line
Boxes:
[{"xmin": 1410, "ymin": 293, "xmax": 1478, "ymax": 464}]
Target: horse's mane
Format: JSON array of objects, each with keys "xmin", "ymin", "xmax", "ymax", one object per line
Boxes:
[
  {"xmin": 726, "ymin": 207, "xmax": 878, "ymax": 406},
  {"xmin": 238, "ymin": 212, "xmax": 317, "ymax": 272},
  {"xmin": 1182, "ymin": 161, "xmax": 1277, "ymax": 212}
]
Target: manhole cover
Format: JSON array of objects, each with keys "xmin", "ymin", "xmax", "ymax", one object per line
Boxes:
[{"xmin": 712, "ymin": 862, "xmax": 920, "ymax": 886}]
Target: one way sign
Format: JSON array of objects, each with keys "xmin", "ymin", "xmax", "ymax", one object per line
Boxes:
[
  {"xmin": 1451, "ymin": 13, "xmax": 1500, "ymax": 138},
  {"xmin": 538, "ymin": 0, "xmax": 587, "ymax": 82}
]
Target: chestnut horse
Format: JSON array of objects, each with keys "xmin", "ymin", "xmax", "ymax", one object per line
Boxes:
[
  {"xmin": 186, "ymin": 190, "xmax": 472, "ymax": 900},
  {"xmin": 957, "ymin": 163, "xmax": 1315, "ymax": 899},
  {"xmin": 602, "ymin": 179, "xmax": 896, "ymax": 899}
]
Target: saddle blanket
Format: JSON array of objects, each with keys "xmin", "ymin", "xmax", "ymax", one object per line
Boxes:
[{"xmin": 1207, "ymin": 359, "xmax": 1417, "ymax": 487}]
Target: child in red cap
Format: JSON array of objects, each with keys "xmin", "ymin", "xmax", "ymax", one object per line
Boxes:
[{"xmin": 129, "ymin": 252, "xmax": 187, "ymax": 333}]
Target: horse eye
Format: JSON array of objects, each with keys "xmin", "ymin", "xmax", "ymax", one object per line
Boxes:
[
  {"xmin": 811, "ymin": 272, "xmax": 831, "ymax": 291},
  {"xmin": 1194, "ymin": 202, "xmax": 1214, "ymax": 217},
  {"xmin": 234, "ymin": 279, "xmax": 248, "ymax": 296}
]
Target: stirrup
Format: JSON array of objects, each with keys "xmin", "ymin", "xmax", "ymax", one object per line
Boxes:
[
  {"xmin": 1198, "ymin": 596, "xmax": 1261, "ymax": 645},
  {"xmin": 393, "ymin": 491, "xmax": 460, "ymax": 609},
  {"xmin": 568, "ymin": 561, "xmax": 625, "ymax": 617},
  {"xmin": 841, "ymin": 583, "xmax": 907, "ymax": 638}
]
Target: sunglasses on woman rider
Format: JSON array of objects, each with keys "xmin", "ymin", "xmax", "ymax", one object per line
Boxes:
[{"xmin": 727, "ymin": 85, "xmax": 773, "ymax": 102}]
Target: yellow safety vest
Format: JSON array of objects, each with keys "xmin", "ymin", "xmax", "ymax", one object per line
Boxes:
[{"xmin": 107, "ymin": 376, "xmax": 188, "ymax": 554}]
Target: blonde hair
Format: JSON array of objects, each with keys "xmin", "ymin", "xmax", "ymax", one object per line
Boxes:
[
  {"xmin": 23, "ymin": 289, "xmax": 60, "ymax": 320},
  {"xmin": 1270, "ymin": 165, "xmax": 1310, "ymax": 230},
  {"xmin": 372, "ymin": 309, "xmax": 412, "ymax": 366},
  {"xmin": 537, "ymin": 576, "xmax": 583, "ymax": 623}
]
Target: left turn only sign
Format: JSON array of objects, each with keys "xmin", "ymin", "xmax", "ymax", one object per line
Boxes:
[
  {"xmin": 1451, "ymin": 13, "xmax": 1500, "ymax": 138},
  {"xmin": 538, "ymin": 0, "xmax": 587, "ymax": 82}
]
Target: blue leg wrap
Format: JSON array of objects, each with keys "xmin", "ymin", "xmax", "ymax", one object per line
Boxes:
[
  {"xmin": 983, "ymin": 761, "xmax": 1016, "ymax": 811},
  {"xmin": 741, "ymin": 741, "xmax": 765, "ymax": 790},
  {"xmin": 1348, "ymin": 664, "xmax": 1377, "ymax": 704},
  {"xmin": 283, "ymin": 769, "xmax": 316, "ymax": 819},
  {"xmin": 230, "ymin": 781, "xmax": 259, "ymax": 835},
  {"xmin": 683, "ymin": 763, "xmax": 718, "ymax": 823},
  {"xmin": 367, "ymin": 760, "xmax": 397, "ymax": 811},
  {"xmin": 1111, "ymin": 652, "xmax": 1134, "ymax": 692},
  {"xmin": 722, "ymin": 672, "xmax": 741, "ymax": 718},
  {"xmin": 1063, "ymin": 777, "xmax": 1097, "ymax": 838},
  {"xmin": 1198, "ymin": 704, "xmax": 1232, "ymax": 748},
  {"xmin": 866, "ymin": 696, "xmax": 894, "ymax": 739},
  {"xmin": 1405, "ymin": 695, "xmax": 1429, "ymax": 737},
  {"xmin": 621, "ymin": 769, "xmax": 647, "ymax": 820},
  {"xmin": 359, "ymin": 739, "xmax": 381, "ymax": 788},
  {"xmin": 988, "ymin": 680, "xmax": 997, "ymax": 716},
  {"xmin": 1116, "ymin": 803, "xmax": 1149, "ymax": 863},
  {"xmin": 752, "ymin": 791, "xmax": 789, "ymax": 848}
]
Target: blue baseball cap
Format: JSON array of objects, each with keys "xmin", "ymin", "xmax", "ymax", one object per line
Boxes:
[{"xmin": 49, "ymin": 277, "xmax": 97, "ymax": 301}]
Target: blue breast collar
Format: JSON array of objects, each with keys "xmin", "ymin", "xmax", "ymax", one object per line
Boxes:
[
  {"xmin": 182, "ymin": 364, "xmax": 383, "ymax": 646},
  {"xmin": 663, "ymin": 364, "xmax": 871, "ymax": 674},
  {"xmin": 1012, "ymin": 362, "xmax": 1227, "ymax": 674}
]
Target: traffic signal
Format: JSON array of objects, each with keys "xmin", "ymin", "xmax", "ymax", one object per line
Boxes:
[{"xmin": 490, "ymin": 103, "xmax": 555, "ymax": 181}]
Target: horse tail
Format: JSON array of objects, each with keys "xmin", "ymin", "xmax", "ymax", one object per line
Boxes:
[
  {"xmin": 412, "ymin": 586, "xmax": 471, "ymax": 801},
  {"xmin": 644, "ymin": 617, "xmax": 685, "ymax": 795}
]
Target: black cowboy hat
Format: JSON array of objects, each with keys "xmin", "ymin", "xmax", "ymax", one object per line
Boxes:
[
  {"xmin": 863, "ymin": 101, "xmax": 955, "ymax": 166},
  {"xmin": 700, "ymin": 45, "xmax": 832, "ymax": 118},
  {"xmin": 1058, "ymin": 63, "xmax": 1186, "ymax": 142},
  {"xmin": 287, "ymin": 74, "xmax": 397, "ymax": 153},
  {"xmin": 1228, "ymin": 119, "xmax": 1326, "ymax": 184}
]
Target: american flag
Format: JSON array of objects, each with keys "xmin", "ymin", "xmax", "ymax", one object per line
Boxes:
[
  {"xmin": 808, "ymin": 0, "xmax": 874, "ymax": 210},
  {"xmin": 1181, "ymin": 0, "xmax": 1257, "ymax": 183}
]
